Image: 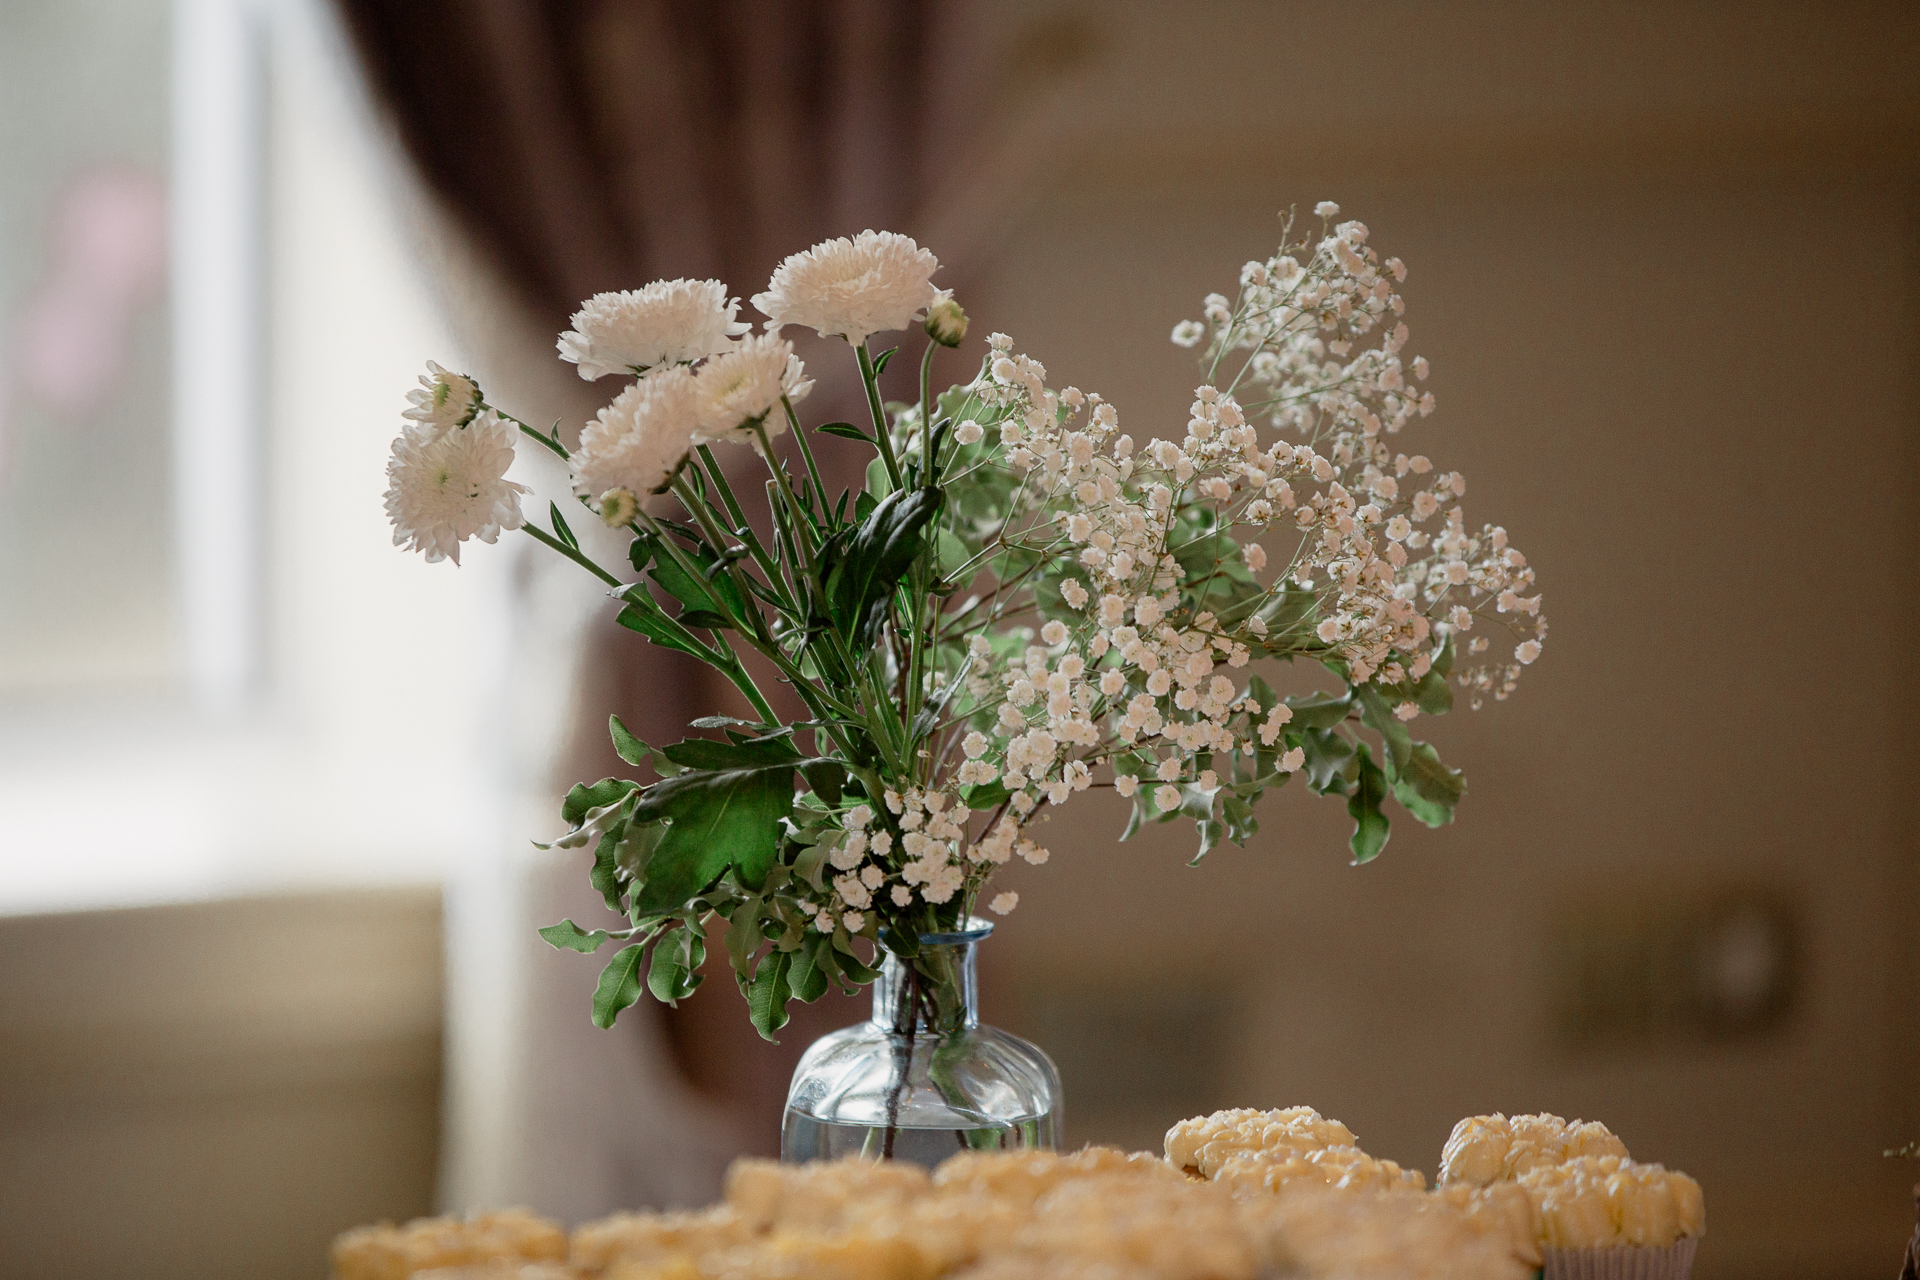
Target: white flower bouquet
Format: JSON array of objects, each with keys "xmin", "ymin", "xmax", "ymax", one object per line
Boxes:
[{"xmin": 385, "ymin": 206, "xmax": 1547, "ymax": 1036}]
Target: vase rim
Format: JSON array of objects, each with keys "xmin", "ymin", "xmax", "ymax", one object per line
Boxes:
[{"xmin": 918, "ymin": 916, "xmax": 993, "ymax": 946}]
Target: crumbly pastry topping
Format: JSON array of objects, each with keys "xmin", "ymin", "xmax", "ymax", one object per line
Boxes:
[
  {"xmin": 333, "ymin": 1108, "xmax": 1699, "ymax": 1280},
  {"xmin": 331, "ymin": 1209, "xmax": 567, "ymax": 1280}
]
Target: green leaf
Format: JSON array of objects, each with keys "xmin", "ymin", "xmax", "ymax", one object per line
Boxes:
[
  {"xmin": 789, "ymin": 938, "xmax": 829, "ymax": 1003},
  {"xmin": 615, "ymin": 590, "xmax": 710, "ymax": 659},
  {"xmin": 1285, "ymin": 688, "xmax": 1354, "ymax": 731},
  {"xmin": 662, "ymin": 734, "xmax": 800, "ymax": 770},
  {"xmin": 1301, "ymin": 728, "xmax": 1356, "ymax": 794},
  {"xmin": 871, "ymin": 346, "xmax": 898, "ymax": 375},
  {"xmin": 1354, "ymin": 684, "xmax": 1413, "ymax": 773},
  {"xmin": 748, "ymin": 949, "xmax": 793, "ymax": 1040},
  {"xmin": 563, "ymin": 778, "xmax": 638, "ymax": 827},
  {"xmin": 816, "ymin": 421, "xmax": 873, "ymax": 443},
  {"xmin": 724, "ymin": 906, "xmax": 765, "ymax": 975},
  {"xmin": 590, "ymin": 944, "xmax": 646, "ymax": 1028},
  {"xmin": 628, "ymin": 534, "xmax": 655, "ymax": 573},
  {"xmin": 647, "ymin": 926, "xmax": 705, "ymax": 1004},
  {"xmin": 628, "ymin": 762, "xmax": 797, "ymax": 914},
  {"xmin": 650, "ymin": 543, "xmax": 748, "ymax": 625},
  {"xmin": 797, "ymin": 759, "xmax": 846, "ymax": 806},
  {"xmin": 1346, "ymin": 743, "xmax": 1391, "ymax": 864},
  {"xmin": 614, "ymin": 820, "xmax": 665, "ymax": 883},
  {"xmin": 590, "ymin": 832, "xmax": 625, "ymax": 912},
  {"xmin": 1222, "ymin": 793, "xmax": 1258, "ymax": 845},
  {"xmin": 609, "ymin": 715, "xmax": 650, "ymax": 768},
  {"xmin": 819, "ymin": 486, "xmax": 945, "ymax": 647},
  {"xmin": 550, "ymin": 502, "xmax": 580, "ymax": 551},
  {"xmin": 1406, "ymin": 637, "xmax": 1457, "ymax": 716},
  {"xmin": 1386, "ymin": 740, "xmax": 1465, "ymax": 828},
  {"xmin": 539, "ymin": 919, "xmax": 611, "ymax": 954}
]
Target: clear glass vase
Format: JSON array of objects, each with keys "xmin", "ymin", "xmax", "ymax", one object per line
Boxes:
[{"xmin": 780, "ymin": 918, "xmax": 1062, "ymax": 1165}]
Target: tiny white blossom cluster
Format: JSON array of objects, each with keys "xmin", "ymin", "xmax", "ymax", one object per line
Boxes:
[
  {"xmin": 1167, "ymin": 204, "xmax": 1547, "ymax": 705},
  {"xmin": 775, "ymin": 207, "xmax": 1547, "ymax": 930}
]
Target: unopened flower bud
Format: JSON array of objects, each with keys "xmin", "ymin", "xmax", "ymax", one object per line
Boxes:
[
  {"xmin": 598, "ymin": 487, "xmax": 638, "ymax": 528},
  {"xmin": 925, "ymin": 290, "xmax": 968, "ymax": 347}
]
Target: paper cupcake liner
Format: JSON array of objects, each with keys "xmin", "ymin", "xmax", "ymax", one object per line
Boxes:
[{"xmin": 1542, "ymin": 1238, "xmax": 1698, "ymax": 1280}]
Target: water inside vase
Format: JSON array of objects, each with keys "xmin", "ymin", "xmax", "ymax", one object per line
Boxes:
[{"xmin": 780, "ymin": 1110, "xmax": 1060, "ymax": 1166}]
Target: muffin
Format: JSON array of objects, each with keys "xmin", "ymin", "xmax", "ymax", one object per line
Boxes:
[{"xmin": 1438, "ymin": 1113, "xmax": 1703, "ymax": 1278}]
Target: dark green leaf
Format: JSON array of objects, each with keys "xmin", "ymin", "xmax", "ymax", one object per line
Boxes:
[
  {"xmin": 748, "ymin": 949, "xmax": 793, "ymax": 1040},
  {"xmin": 628, "ymin": 762, "xmax": 797, "ymax": 914},
  {"xmin": 550, "ymin": 502, "xmax": 580, "ymax": 551},
  {"xmin": 1301, "ymin": 728, "xmax": 1356, "ymax": 794},
  {"xmin": 590, "ymin": 831, "xmax": 625, "ymax": 911},
  {"xmin": 789, "ymin": 938, "xmax": 829, "ymax": 1003},
  {"xmin": 819, "ymin": 486, "xmax": 945, "ymax": 646},
  {"xmin": 871, "ymin": 346, "xmax": 898, "ymax": 375},
  {"xmin": 677, "ymin": 609, "xmax": 733, "ymax": 631},
  {"xmin": 1285, "ymin": 689, "xmax": 1354, "ymax": 730},
  {"xmin": 647, "ymin": 927, "xmax": 704, "ymax": 1004},
  {"xmin": 1354, "ymin": 684, "xmax": 1413, "ymax": 772},
  {"xmin": 615, "ymin": 591, "xmax": 709, "ymax": 659},
  {"xmin": 797, "ymin": 759, "xmax": 846, "ymax": 805},
  {"xmin": 816, "ymin": 422, "xmax": 873, "ymax": 443},
  {"xmin": 1346, "ymin": 743, "xmax": 1391, "ymax": 864},
  {"xmin": 563, "ymin": 778, "xmax": 638, "ymax": 827},
  {"xmin": 1387, "ymin": 740, "xmax": 1465, "ymax": 828},
  {"xmin": 628, "ymin": 534, "xmax": 655, "ymax": 573},
  {"xmin": 614, "ymin": 820, "xmax": 665, "ymax": 883},
  {"xmin": 539, "ymin": 919, "xmax": 611, "ymax": 954},
  {"xmin": 650, "ymin": 544, "xmax": 748, "ymax": 625},
  {"xmin": 662, "ymin": 735, "xmax": 800, "ymax": 770},
  {"xmin": 590, "ymin": 944, "xmax": 646, "ymax": 1028}
]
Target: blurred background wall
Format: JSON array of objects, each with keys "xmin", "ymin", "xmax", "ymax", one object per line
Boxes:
[{"xmin": 0, "ymin": 2, "xmax": 1914, "ymax": 1279}]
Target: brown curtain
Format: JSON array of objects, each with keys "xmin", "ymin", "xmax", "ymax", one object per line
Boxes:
[{"xmin": 334, "ymin": 0, "xmax": 990, "ymax": 1149}]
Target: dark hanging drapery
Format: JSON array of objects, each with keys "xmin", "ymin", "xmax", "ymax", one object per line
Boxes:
[{"xmin": 333, "ymin": 0, "xmax": 1001, "ymax": 1154}]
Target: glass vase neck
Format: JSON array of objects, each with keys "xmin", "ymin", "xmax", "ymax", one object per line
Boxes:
[{"xmin": 872, "ymin": 918, "xmax": 991, "ymax": 1036}]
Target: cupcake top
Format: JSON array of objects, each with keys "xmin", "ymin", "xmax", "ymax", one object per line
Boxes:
[
  {"xmin": 1439, "ymin": 1112, "xmax": 1630, "ymax": 1185},
  {"xmin": 1518, "ymin": 1156, "xmax": 1705, "ymax": 1249},
  {"xmin": 1164, "ymin": 1105, "xmax": 1359, "ymax": 1178},
  {"xmin": 1212, "ymin": 1144, "xmax": 1428, "ymax": 1196}
]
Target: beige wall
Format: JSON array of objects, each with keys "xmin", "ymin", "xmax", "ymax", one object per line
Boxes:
[
  {"xmin": 954, "ymin": 4, "xmax": 1918, "ymax": 1278},
  {"xmin": 0, "ymin": 890, "xmax": 442, "ymax": 1280}
]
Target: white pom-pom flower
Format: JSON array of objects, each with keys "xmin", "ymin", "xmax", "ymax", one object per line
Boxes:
[
  {"xmin": 384, "ymin": 408, "xmax": 529, "ymax": 565},
  {"xmin": 402, "ymin": 360, "xmax": 482, "ymax": 429},
  {"xmin": 557, "ymin": 279, "xmax": 749, "ymax": 381},
  {"xmin": 691, "ymin": 333, "xmax": 814, "ymax": 445},
  {"xmin": 753, "ymin": 229, "xmax": 940, "ymax": 347},
  {"xmin": 571, "ymin": 366, "xmax": 699, "ymax": 500}
]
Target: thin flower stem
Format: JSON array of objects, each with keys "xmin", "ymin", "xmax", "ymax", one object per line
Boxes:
[
  {"xmin": 521, "ymin": 523, "xmax": 621, "ymax": 587},
  {"xmin": 918, "ymin": 341, "xmax": 937, "ymax": 486},
  {"xmin": 783, "ymin": 396, "xmax": 830, "ymax": 524},
  {"xmin": 857, "ymin": 342, "xmax": 904, "ymax": 489},
  {"xmin": 504, "ymin": 414, "xmax": 570, "ymax": 461}
]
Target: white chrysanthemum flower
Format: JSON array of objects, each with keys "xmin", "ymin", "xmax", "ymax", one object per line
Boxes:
[
  {"xmin": 691, "ymin": 333, "xmax": 813, "ymax": 445},
  {"xmin": 752, "ymin": 229, "xmax": 940, "ymax": 347},
  {"xmin": 384, "ymin": 408, "xmax": 529, "ymax": 565},
  {"xmin": 557, "ymin": 279, "xmax": 749, "ymax": 380},
  {"xmin": 402, "ymin": 360, "xmax": 482, "ymax": 429},
  {"xmin": 571, "ymin": 367, "xmax": 699, "ymax": 499},
  {"xmin": 988, "ymin": 891, "xmax": 1019, "ymax": 916}
]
